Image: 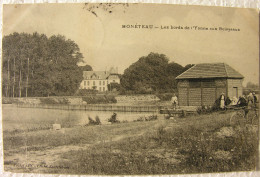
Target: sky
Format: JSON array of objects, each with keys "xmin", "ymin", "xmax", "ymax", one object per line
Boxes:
[{"xmin": 3, "ymin": 3, "xmax": 259, "ymax": 85}]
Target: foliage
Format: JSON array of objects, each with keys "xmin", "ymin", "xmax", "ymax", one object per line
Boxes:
[
  {"xmin": 134, "ymin": 115, "xmax": 158, "ymax": 122},
  {"xmin": 75, "ymin": 89, "xmax": 98, "ymax": 96},
  {"xmin": 107, "ymin": 82, "xmax": 122, "ymax": 92},
  {"xmin": 79, "ymin": 64, "xmax": 93, "ymax": 71},
  {"xmin": 120, "ymin": 52, "xmax": 188, "ymax": 93},
  {"xmin": 246, "ymin": 82, "xmax": 259, "ymax": 90},
  {"xmin": 2, "ymin": 32, "xmax": 85, "ymax": 97},
  {"xmin": 87, "ymin": 116, "xmax": 101, "ymax": 126},
  {"xmin": 156, "ymin": 93, "xmax": 175, "ymax": 101},
  {"xmin": 81, "ymin": 94, "xmax": 117, "ymax": 104}
]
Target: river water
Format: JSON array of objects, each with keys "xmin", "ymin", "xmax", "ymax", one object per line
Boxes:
[{"xmin": 2, "ymin": 104, "xmax": 161, "ymax": 131}]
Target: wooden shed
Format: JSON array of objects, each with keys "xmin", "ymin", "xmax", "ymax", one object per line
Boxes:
[{"xmin": 176, "ymin": 63, "xmax": 244, "ymax": 106}]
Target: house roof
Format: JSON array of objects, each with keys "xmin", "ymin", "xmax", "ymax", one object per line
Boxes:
[
  {"xmin": 176, "ymin": 63, "xmax": 244, "ymax": 80},
  {"xmin": 83, "ymin": 71, "xmax": 110, "ymax": 80}
]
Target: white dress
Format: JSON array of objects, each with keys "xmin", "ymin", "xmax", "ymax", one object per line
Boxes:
[{"xmin": 220, "ymin": 95, "xmax": 225, "ymax": 109}]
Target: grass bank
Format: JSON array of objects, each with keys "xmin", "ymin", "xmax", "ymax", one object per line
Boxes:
[{"xmin": 3, "ymin": 111, "xmax": 258, "ymax": 174}]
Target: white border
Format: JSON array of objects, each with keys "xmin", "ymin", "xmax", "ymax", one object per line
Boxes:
[{"xmin": 0, "ymin": 0, "xmax": 259, "ymax": 177}]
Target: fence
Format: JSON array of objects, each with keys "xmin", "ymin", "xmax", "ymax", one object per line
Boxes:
[{"xmin": 16, "ymin": 103, "xmax": 161, "ymax": 113}]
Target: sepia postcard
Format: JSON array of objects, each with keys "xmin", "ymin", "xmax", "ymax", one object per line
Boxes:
[{"xmin": 1, "ymin": 2, "xmax": 259, "ymax": 176}]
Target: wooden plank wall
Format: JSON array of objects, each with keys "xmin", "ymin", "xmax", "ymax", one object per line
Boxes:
[
  {"xmin": 178, "ymin": 79, "xmax": 229, "ymax": 106},
  {"xmin": 227, "ymin": 79, "xmax": 243, "ymax": 98},
  {"xmin": 189, "ymin": 88, "xmax": 201, "ymax": 106}
]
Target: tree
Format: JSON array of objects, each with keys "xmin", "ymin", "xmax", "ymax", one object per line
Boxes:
[
  {"xmin": 183, "ymin": 64, "xmax": 194, "ymax": 72},
  {"xmin": 107, "ymin": 83, "xmax": 121, "ymax": 92},
  {"xmin": 79, "ymin": 64, "xmax": 93, "ymax": 71},
  {"xmin": 120, "ymin": 52, "xmax": 185, "ymax": 93},
  {"xmin": 2, "ymin": 32, "xmax": 87, "ymax": 97},
  {"xmin": 246, "ymin": 82, "xmax": 259, "ymax": 89}
]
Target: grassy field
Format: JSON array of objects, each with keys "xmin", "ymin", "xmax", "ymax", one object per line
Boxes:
[{"xmin": 3, "ymin": 110, "xmax": 258, "ymax": 175}]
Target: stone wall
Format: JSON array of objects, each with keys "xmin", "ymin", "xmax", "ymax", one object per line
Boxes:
[{"xmin": 115, "ymin": 95, "xmax": 160, "ymax": 103}]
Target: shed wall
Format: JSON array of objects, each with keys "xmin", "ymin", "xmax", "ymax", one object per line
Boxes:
[
  {"xmin": 177, "ymin": 79, "xmax": 229, "ymax": 106},
  {"xmin": 227, "ymin": 79, "xmax": 243, "ymax": 98}
]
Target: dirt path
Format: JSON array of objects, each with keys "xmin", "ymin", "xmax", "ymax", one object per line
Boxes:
[{"xmin": 4, "ymin": 120, "xmax": 170, "ymax": 173}]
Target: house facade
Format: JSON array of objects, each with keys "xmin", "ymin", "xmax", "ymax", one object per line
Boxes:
[
  {"xmin": 176, "ymin": 63, "xmax": 244, "ymax": 106},
  {"xmin": 79, "ymin": 68, "xmax": 120, "ymax": 92}
]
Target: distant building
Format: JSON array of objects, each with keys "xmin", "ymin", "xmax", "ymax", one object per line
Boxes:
[
  {"xmin": 176, "ymin": 63, "xmax": 244, "ymax": 106},
  {"xmin": 79, "ymin": 67, "xmax": 120, "ymax": 92}
]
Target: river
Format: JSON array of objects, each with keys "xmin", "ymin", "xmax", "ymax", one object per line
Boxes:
[{"xmin": 2, "ymin": 104, "xmax": 161, "ymax": 131}]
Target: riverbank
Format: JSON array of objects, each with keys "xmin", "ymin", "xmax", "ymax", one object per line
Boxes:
[
  {"xmin": 2, "ymin": 94, "xmax": 163, "ymax": 105},
  {"xmin": 3, "ymin": 111, "xmax": 258, "ymax": 174}
]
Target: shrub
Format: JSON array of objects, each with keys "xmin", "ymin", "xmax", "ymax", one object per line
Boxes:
[
  {"xmin": 156, "ymin": 93, "xmax": 175, "ymax": 101},
  {"xmin": 87, "ymin": 116, "xmax": 101, "ymax": 126},
  {"xmin": 108, "ymin": 113, "xmax": 120, "ymax": 123}
]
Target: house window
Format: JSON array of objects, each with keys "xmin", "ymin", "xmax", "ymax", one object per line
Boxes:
[
  {"xmin": 103, "ymin": 81, "xmax": 105, "ymax": 85},
  {"xmin": 93, "ymin": 81, "xmax": 95, "ymax": 86},
  {"xmin": 99, "ymin": 81, "xmax": 101, "ymax": 85},
  {"xmin": 103, "ymin": 87, "xmax": 105, "ymax": 91},
  {"xmin": 99, "ymin": 87, "xmax": 101, "ymax": 91},
  {"xmin": 84, "ymin": 81, "xmax": 86, "ymax": 86},
  {"xmin": 87, "ymin": 81, "xmax": 90, "ymax": 85}
]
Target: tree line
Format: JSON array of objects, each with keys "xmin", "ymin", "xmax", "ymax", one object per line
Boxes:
[
  {"xmin": 2, "ymin": 32, "xmax": 193, "ymax": 97},
  {"xmin": 2, "ymin": 32, "xmax": 86, "ymax": 97}
]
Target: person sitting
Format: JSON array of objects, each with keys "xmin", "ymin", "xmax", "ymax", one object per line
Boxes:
[
  {"xmin": 231, "ymin": 96, "xmax": 238, "ymax": 105},
  {"xmin": 237, "ymin": 96, "xmax": 247, "ymax": 107},
  {"xmin": 225, "ymin": 97, "xmax": 232, "ymax": 106}
]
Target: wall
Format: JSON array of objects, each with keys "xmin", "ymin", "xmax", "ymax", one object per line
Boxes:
[
  {"xmin": 177, "ymin": 79, "xmax": 227, "ymax": 106},
  {"xmin": 80, "ymin": 79, "xmax": 108, "ymax": 91},
  {"xmin": 115, "ymin": 95, "xmax": 160, "ymax": 103},
  {"xmin": 227, "ymin": 79, "xmax": 243, "ymax": 99}
]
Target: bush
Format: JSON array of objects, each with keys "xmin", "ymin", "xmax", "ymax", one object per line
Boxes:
[
  {"xmin": 197, "ymin": 106, "xmax": 214, "ymax": 114},
  {"xmin": 134, "ymin": 115, "xmax": 158, "ymax": 122},
  {"xmin": 75, "ymin": 89, "xmax": 98, "ymax": 96},
  {"xmin": 82, "ymin": 95, "xmax": 117, "ymax": 104},
  {"xmin": 87, "ymin": 116, "xmax": 101, "ymax": 126},
  {"xmin": 156, "ymin": 93, "xmax": 175, "ymax": 101}
]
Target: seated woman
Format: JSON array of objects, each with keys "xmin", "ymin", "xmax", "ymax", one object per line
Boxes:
[{"xmin": 237, "ymin": 96, "xmax": 248, "ymax": 107}]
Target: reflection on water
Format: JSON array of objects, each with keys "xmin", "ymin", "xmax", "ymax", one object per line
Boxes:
[{"xmin": 2, "ymin": 104, "xmax": 160, "ymax": 131}]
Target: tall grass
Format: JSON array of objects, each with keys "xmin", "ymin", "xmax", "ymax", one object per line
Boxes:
[
  {"xmin": 4, "ymin": 111, "xmax": 258, "ymax": 174},
  {"xmin": 56, "ymin": 112, "xmax": 258, "ymax": 174}
]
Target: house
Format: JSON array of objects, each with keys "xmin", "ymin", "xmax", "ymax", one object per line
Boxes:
[
  {"xmin": 79, "ymin": 67, "xmax": 120, "ymax": 92},
  {"xmin": 176, "ymin": 63, "xmax": 244, "ymax": 106}
]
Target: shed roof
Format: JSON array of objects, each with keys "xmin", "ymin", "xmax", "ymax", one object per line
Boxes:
[{"xmin": 176, "ymin": 63, "xmax": 244, "ymax": 80}]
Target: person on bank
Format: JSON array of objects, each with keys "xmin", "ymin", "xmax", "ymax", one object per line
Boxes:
[
  {"xmin": 219, "ymin": 93, "xmax": 225, "ymax": 109},
  {"xmin": 171, "ymin": 94, "xmax": 178, "ymax": 110}
]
